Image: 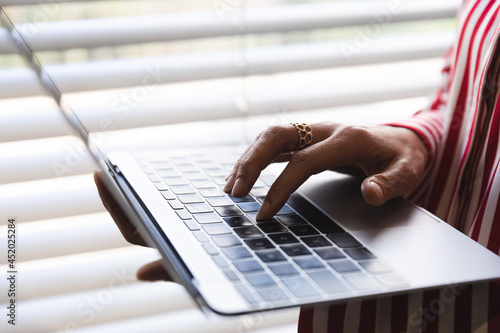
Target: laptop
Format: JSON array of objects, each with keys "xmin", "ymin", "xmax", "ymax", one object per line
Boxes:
[{"xmin": 2, "ymin": 7, "xmax": 500, "ymax": 316}]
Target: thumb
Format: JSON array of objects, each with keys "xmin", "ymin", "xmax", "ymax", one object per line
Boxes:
[
  {"xmin": 360, "ymin": 178, "xmax": 388, "ymax": 206},
  {"xmin": 360, "ymin": 164, "xmax": 419, "ymax": 206}
]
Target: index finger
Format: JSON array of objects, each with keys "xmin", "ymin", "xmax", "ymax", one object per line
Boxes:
[
  {"xmin": 226, "ymin": 122, "xmax": 335, "ymax": 198},
  {"xmin": 225, "ymin": 124, "xmax": 298, "ymax": 197},
  {"xmin": 256, "ymin": 139, "xmax": 337, "ymax": 220}
]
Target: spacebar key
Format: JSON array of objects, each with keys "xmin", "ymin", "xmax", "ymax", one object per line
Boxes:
[{"xmin": 287, "ymin": 193, "xmax": 344, "ymax": 233}]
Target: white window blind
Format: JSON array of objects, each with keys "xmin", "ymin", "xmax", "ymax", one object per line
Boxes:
[{"xmin": 0, "ymin": 1, "xmax": 459, "ymax": 332}]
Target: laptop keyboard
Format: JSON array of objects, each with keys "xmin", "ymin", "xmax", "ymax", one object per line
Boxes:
[{"xmin": 135, "ymin": 149, "xmax": 406, "ymax": 306}]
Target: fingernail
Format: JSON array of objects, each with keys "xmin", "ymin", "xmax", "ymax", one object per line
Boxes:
[
  {"xmin": 369, "ymin": 181, "xmax": 384, "ymax": 201},
  {"xmin": 231, "ymin": 178, "xmax": 245, "ymax": 196},
  {"xmin": 256, "ymin": 200, "xmax": 270, "ymax": 221},
  {"xmin": 224, "ymin": 175, "xmax": 235, "ymax": 193}
]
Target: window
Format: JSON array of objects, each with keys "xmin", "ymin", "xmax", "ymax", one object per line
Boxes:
[{"xmin": 0, "ymin": 1, "xmax": 459, "ymax": 331}]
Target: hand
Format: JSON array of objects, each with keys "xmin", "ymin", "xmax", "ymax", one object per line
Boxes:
[
  {"xmin": 94, "ymin": 171, "xmax": 171, "ymax": 282},
  {"xmin": 224, "ymin": 122, "xmax": 429, "ymax": 220}
]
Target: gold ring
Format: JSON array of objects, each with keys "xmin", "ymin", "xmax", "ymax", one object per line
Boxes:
[{"xmin": 291, "ymin": 122, "xmax": 313, "ymax": 150}]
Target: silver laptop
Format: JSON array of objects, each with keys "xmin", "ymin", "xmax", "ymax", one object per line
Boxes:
[{"xmin": 3, "ymin": 7, "xmax": 500, "ymax": 316}]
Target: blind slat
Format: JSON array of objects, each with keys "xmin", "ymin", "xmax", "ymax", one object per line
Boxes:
[
  {"xmin": 70, "ymin": 307, "xmax": 299, "ymax": 333},
  {"xmin": 13, "ymin": 213, "xmax": 129, "ymax": 261},
  {"xmin": 0, "ymin": 1, "xmax": 459, "ymax": 53},
  {"xmin": 2, "ymin": 247, "xmax": 158, "ymax": 300},
  {"xmin": 0, "ymin": 174, "xmax": 103, "ymax": 222},
  {"xmin": 3, "ymin": 283, "xmax": 193, "ymax": 333},
  {"xmin": 0, "ymin": 32, "xmax": 453, "ymax": 98}
]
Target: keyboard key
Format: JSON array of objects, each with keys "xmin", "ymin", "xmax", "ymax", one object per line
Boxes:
[
  {"xmin": 287, "ymin": 194, "xmax": 344, "ymax": 233},
  {"xmin": 281, "ymin": 244, "xmax": 311, "ymax": 256},
  {"xmin": 202, "ymin": 242, "xmax": 219, "ymax": 255},
  {"xmin": 245, "ymin": 238, "xmax": 274, "ymax": 250},
  {"xmin": 228, "ymin": 194, "xmax": 255, "ymax": 203},
  {"xmin": 277, "ymin": 214, "xmax": 308, "ymax": 226},
  {"xmin": 151, "ymin": 161, "xmax": 173, "ymax": 169},
  {"xmin": 268, "ymin": 263, "xmax": 300, "ymax": 276},
  {"xmin": 258, "ymin": 222, "xmax": 287, "ymax": 234},
  {"xmin": 250, "ymin": 187, "xmax": 269, "ymax": 197},
  {"xmin": 177, "ymin": 194, "xmax": 204, "ymax": 204},
  {"xmin": 176, "ymin": 209, "xmax": 192, "ymax": 220},
  {"xmin": 142, "ymin": 166, "xmax": 155, "ymax": 174},
  {"xmin": 293, "ymin": 256, "xmax": 324, "ymax": 270},
  {"xmin": 344, "ymin": 274, "xmax": 379, "ymax": 290},
  {"xmin": 164, "ymin": 177, "xmax": 188, "ymax": 186},
  {"xmin": 234, "ymin": 284, "xmax": 258, "ymax": 304},
  {"xmin": 247, "ymin": 214, "xmax": 278, "ymax": 223},
  {"xmin": 259, "ymin": 174, "xmax": 277, "ymax": 186},
  {"xmin": 204, "ymin": 166, "xmax": 225, "ymax": 174},
  {"xmin": 277, "ymin": 204, "xmax": 295, "ymax": 215},
  {"xmin": 148, "ymin": 174, "xmax": 162, "ymax": 183},
  {"xmin": 202, "ymin": 223, "xmax": 232, "ymax": 235},
  {"xmin": 358, "ymin": 260, "xmax": 392, "ymax": 274},
  {"xmin": 212, "ymin": 234, "xmax": 241, "ymax": 247},
  {"xmin": 168, "ymin": 199, "xmax": 184, "ymax": 210},
  {"xmin": 185, "ymin": 203, "xmax": 213, "ymax": 214},
  {"xmin": 224, "ymin": 216, "xmax": 253, "ymax": 227},
  {"xmin": 308, "ymin": 270, "xmax": 350, "ymax": 294},
  {"xmin": 282, "ymin": 277, "xmax": 320, "ymax": 298},
  {"xmin": 237, "ymin": 202, "xmax": 262, "ymax": 212},
  {"xmin": 176, "ymin": 163, "xmax": 197, "ymax": 172},
  {"xmin": 328, "ymin": 260, "xmax": 360, "ymax": 273},
  {"xmin": 234, "ymin": 227, "xmax": 263, "ymax": 238},
  {"xmin": 191, "ymin": 179, "xmax": 217, "ymax": 188},
  {"xmin": 183, "ymin": 220, "xmax": 200, "ymax": 231},
  {"xmin": 233, "ymin": 260, "xmax": 264, "ymax": 273},
  {"xmin": 269, "ymin": 233, "xmax": 299, "ymax": 244},
  {"xmin": 223, "ymin": 270, "xmax": 240, "ymax": 281},
  {"xmin": 327, "ymin": 233, "xmax": 362, "ymax": 248},
  {"xmin": 256, "ymin": 250, "xmax": 286, "ymax": 263},
  {"xmin": 289, "ymin": 225, "xmax": 319, "ymax": 236},
  {"xmin": 344, "ymin": 248, "xmax": 376, "ymax": 260},
  {"xmin": 215, "ymin": 206, "xmax": 243, "ymax": 217},
  {"xmin": 157, "ymin": 169, "xmax": 179, "ymax": 178},
  {"xmin": 160, "ymin": 190, "xmax": 176, "ymax": 200},
  {"xmin": 206, "ymin": 196, "xmax": 234, "ymax": 207},
  {"xmin": 198, "ymin": 187, "xmax": 225, "ymax": 197},
  {"xmin": 314, "ymin": 247, "xmax": 345, "ymax": 260},
  {"xmin": 193, "ymin": 231, "xmax": 209, "ymax": 243},
  {"xmin": 301, "ymin": 236, "xmax": 331, "ymax": 247},
  {"xmin": 258, "ymin": 288, "xmax": 289, "ymax": 302},
  {"xmin": 222, "ymin": 246, "xmax": 252, "ymax": 259},
  {"xmin": 211, "ymin": 176, "xmax": 227, "ymax": 186},
  {"xmin": 193, "ymin": 213, "xmax": 223, "ymax": 224},
  {"xmin": 246, "ymin": 273, "xmax": 277, "ymax": 288},
  {"xmin": 154, "ymin": 182, "xmax": 169, "ymax": 191},
  {"xmin": 212, "ymin": 255, "xmax": 229, "ymax": 268},
  {"xmin": 170, "ymin": 185, "xmax": 196, "ymax": 194},
  {"xmin": 184, "ymin": 172, "xmax": 207, "ymax": 180}
]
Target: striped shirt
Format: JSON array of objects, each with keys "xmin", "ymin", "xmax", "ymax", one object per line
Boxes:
[{"xmin": 298, "ymin": 1, "xmax": 500, "ymax": 332}]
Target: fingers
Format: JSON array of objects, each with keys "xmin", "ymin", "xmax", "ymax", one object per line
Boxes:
[
  {"xmin": 94, "ymin": 171, "xmax": 147, "ymax": 247},
  {"xmin": 225, "ymin": 125, "xmax": 297, "ymax": 197},
  {"xmin": 137, "ymin": 260, "xmax": 172, "ymax": 281},
  {"xmin": 225, "ymin": 122, "xmax": 336, "ymax": 198},
  {"xmin": 256, "ymin": 139, "xmax": 341, "ymax": 220}
]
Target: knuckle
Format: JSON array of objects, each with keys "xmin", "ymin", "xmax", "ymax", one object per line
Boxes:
[
  {"xmin": 261, "ymin": 125, "xmax": 288, "ymax": 142},
  {"xmin": 333, "ymin": 125, "xmax": 371, "ymax": 141}
]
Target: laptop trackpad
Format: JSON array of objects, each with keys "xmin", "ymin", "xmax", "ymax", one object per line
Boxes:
[{"xmin": 299, "ymin": 172, "xmax": 440, "ymax": 231}]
